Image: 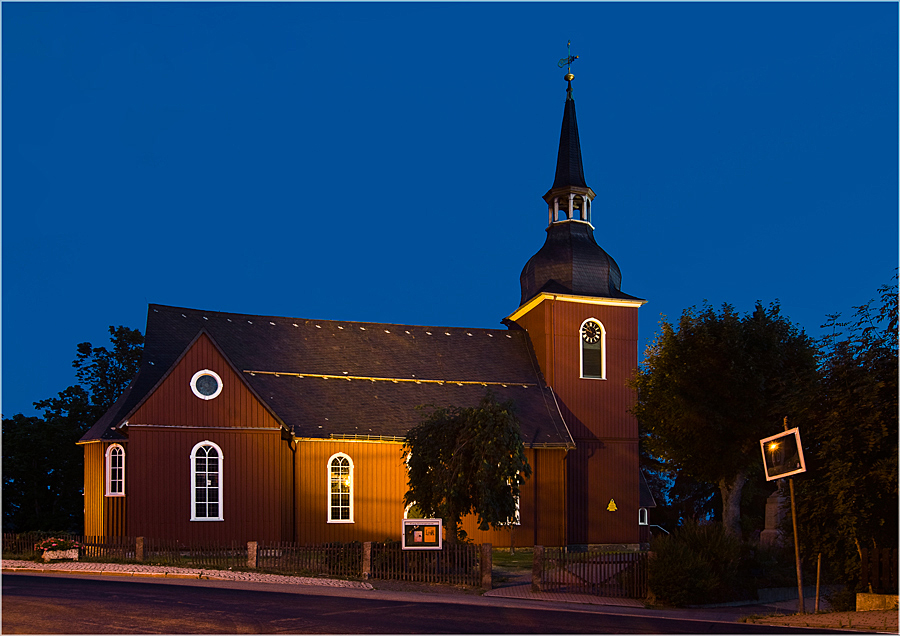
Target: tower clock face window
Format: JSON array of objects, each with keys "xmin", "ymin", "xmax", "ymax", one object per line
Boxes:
[
  {"xmin": 582, "ymin": 321, "xmax": 602, "ymax": 344},
  {"xmin": 580, "ymin": 319, "xmax": 606, "ymax": 380}
]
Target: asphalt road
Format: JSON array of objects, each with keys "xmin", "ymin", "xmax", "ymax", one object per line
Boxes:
[{"xmin": 2, "ymin": 574, "xmax": 839, "ymax": 634}]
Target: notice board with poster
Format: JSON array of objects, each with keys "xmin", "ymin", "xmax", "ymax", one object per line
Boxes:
[{"xmin": 401, "ymin": 519, "xmax": 442, "ymax": 550}]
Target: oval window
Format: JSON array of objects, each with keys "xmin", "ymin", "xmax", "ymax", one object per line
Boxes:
[{"xmin": 190, "ymin": 369, "xmax": 223, "ymax": 400}]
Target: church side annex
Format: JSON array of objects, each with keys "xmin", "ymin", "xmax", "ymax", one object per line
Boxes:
[{"xmin": 79, "ymin": 66, "xmax": 649, "ymax": 549}]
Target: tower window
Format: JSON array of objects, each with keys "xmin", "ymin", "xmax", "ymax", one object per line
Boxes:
[{"xmin": 580, "ymin": 318, "xmax": 606, "ymax": 380}]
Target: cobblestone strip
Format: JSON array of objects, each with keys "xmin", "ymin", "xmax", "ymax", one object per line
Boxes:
[{"xmin": 2, "ymin": 560, "xmax": 373, "ymax": 590}]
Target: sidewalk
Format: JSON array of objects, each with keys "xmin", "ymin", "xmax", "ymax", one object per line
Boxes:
[{"xmin": 5, "ymin": 559, "xmax": 897, "ymax": 633}]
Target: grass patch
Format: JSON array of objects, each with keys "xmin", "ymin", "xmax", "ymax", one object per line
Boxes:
[{"xmin": 491, "ymin": 547, "xmax": 533, "ymax": 569}]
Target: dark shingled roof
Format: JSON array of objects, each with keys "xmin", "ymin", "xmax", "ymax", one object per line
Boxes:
[
  {"xmin": 519, "ymin": 221, "xmax": 644, "ymax": 305},
  {"xmin": 81, "ymin": 305, "xmax": 574, "ymax": 448}
]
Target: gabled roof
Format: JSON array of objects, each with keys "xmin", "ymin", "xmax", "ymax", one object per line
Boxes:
[{"xmin": 81, "ymin": 304, "xmax": 574, "ymax": 448}]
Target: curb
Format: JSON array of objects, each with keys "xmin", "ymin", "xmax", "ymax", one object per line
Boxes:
[{"xmin": 4, "ymin": 567, "xmax": 212, "ymax": 580}]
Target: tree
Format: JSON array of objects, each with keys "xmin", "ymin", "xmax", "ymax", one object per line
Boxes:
[
  {"xmin": 403, "ymin": 390, "xmax": 532, "ymax": 543},
  {"xmin": 631, "ymin": 302, "xmax": 818, "ymax": 537},
  {"xmin": 794, "ymin": 274, "xmax": 898, "ymax": 587},
  {"xmin": 2, "ymin": 326, "xmax": 143, "ymax": 532}
]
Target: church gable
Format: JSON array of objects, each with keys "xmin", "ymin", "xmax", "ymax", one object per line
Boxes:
[{"xmin": 129, "ymin": 332, "xmax": 281, "ymax": 430}]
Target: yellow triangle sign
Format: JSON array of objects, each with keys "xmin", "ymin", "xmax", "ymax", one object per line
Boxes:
[{"xmin": 607, "ymin": 499, "xmax": 618, "ymax": 512}]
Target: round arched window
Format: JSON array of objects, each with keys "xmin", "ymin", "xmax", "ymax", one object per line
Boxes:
[{"xmin": 190, "ymin": 369, "xmax": 223, "ymax": 400}]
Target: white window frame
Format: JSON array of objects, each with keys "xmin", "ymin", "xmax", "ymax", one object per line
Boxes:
[
  {"xmin": 579, "ymin": 317, "xmax": 607, "ymax": 380},
  {"xmin": 639, "ymin": 507, "xmax": 649, "ymax": 526},
  {"xmin": 105, "ymin": 443, "xmax": 125, "ymax": 497},
  {"xmin": 191, "ymin": 440, "xmax": 224, "ymax": 521},
  {"xmin": 190, "ymin": 369, "xmax": 224, "ymax": 400},
  {"xmin": 327, "ymin": 452, "xmax": 354, "ymax": 523}
]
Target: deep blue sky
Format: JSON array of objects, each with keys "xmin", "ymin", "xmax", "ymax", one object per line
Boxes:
[{"xmin": 3, "ymin": 2, "xmax": 897, "ymax": 418}]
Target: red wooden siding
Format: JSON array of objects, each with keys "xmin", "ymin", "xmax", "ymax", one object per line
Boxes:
[
  {"xmin": 124, "ymin": 335, "xmax": 292, "ymax": 542},
  {"xmin": 516, "ymin": 297, "xmax": 641, "ymax": 545},
  {"xmin": 132, "ymin": 333, "xmax": 278, "ymax": 429},
  {"xmin": 127, "ymin": 427, "xmax": 291, "ymax": 542},
  {"xmin": 82, "ymin": 441, "xmax": 127, "ymax": 537},
  {"xmin": 566, "ymin": 441, "xmax": 639, "ymax": 545},
  {"xmin": 518, "ymin": 300, "xmax": 639, "ymax": 441}
]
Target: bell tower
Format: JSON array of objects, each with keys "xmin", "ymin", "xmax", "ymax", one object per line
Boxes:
[{"xmin": 507, "ymin": 56, "xmax": 646, "ymax": 547}]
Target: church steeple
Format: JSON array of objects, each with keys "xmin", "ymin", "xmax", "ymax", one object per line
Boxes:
[
  {"xmin": 518, "ymin": 59, "xmax": 643, "ymax": 306},
  {"xmin": 542, "ymin": 66, "xmax": 595, "ymax": 225}
]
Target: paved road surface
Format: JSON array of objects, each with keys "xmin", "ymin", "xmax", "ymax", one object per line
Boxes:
[{"xmin": 3, "ymin": 574, "xmax": 844, "ymax": 634}]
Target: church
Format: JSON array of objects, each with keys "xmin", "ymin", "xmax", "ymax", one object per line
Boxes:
[{"xmin": 79, "ymin": 68, "xmax": 651, "ymax": 549}]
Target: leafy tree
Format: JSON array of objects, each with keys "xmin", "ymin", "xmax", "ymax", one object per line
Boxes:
[
  {"xmin": 2, "ymin": 326, "xmax": 143, "ymax": 532},
  {"xmin": 403, "ymin": 390, "xmax": 532, "ymax": 543},
  {"xmin": 631, "ymin": 302, "xmax": 818, "ymax": 537},
  {"xmin": 794, "ymin": 274, "xmax": 898, "ymax": 587}
]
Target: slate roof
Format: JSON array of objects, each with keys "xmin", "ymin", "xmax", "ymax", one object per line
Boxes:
[
  {"xmin": 519, "ymin": 220, "xmax": 644, "ymax": 305},
  {"xmin": 80, "ymin": 305, "xmax": 574, "ymax": 448}
]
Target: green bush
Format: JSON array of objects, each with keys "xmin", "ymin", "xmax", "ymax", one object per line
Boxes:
[{"xmin": 649, "ymin": 520, "xmax": 742, "ymax": 606}]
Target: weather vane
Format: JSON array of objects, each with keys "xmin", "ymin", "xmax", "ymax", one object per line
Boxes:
[{"xmin": 557, "ymin": 40, "xmax": 579, "ymax": 78}]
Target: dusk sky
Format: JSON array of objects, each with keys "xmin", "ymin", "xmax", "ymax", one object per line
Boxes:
[{"xmin": 3, "ymin": 2, "xmax": 897, "ymax": 419}]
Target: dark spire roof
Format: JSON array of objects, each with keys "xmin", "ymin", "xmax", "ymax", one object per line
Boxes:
[
  {"xmin": 550, "ymin": 84, "xmax": 588, "ymax": 190},
  {"xmin": 519, "ymin": 71, "xmax": 644, "ymax": 306},
  {"xmin": 519, "ymin": 221, "xmax": 642, "ymax": 305}
]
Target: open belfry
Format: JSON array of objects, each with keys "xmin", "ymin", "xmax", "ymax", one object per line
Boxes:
[{"xmin": 79, "ymin": 54, "xmax": 649, "ymax": 548}]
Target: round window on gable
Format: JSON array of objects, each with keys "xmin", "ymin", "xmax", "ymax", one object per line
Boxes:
[{"xmin": 191, "ymin": 370, "xmax": 223, "ymax": 400}]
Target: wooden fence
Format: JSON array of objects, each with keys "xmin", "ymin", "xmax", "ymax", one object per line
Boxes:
[
  {"xmin": 2, "ymin": 534, "xmax": 136, "ymax": 560},
  {"xmin": 3, "ymin": 533, "xmax": 481, "ymax": 587},
  {"xmin": 255, "ymin": 541, "xmax": 363, "ymax": 579},
  {"xmin": 861, "ymin": 548, "xmax": 898, "ymax": 594},
  {"xmin": 370, "ymin": 541, "xmax": 480, "ymax": 587},
  {"xmin": 535, "ymin": 546, "xmax": 649, "ymax": 598}
]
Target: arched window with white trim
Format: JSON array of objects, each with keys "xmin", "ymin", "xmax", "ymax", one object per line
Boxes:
[
  {"xmin": 580, "ymin": 318, "xmax": 606, "ymax": 379},
  {"xmin": 105, "ymin": 444, "xmax": 125, "ymax": 496},
  {"xmin": 191, "ymin": 441, "xmax": 223, "ymax": 521},
  {"xmin": 327, "ymin": 453, "xmax": 354, "ymax": 523}
]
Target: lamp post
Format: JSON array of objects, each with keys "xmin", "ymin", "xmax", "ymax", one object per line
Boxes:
[{"xmin": 785, "ymin": 416, "xmax": 804, "ymax": 614}]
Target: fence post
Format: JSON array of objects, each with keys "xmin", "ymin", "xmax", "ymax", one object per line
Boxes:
[
  {"xmin": 362, "ymin": 542, "xmax": 372, "ymax": 580},
  {"xmin": 247, "ymin": 541, "xmax": 258, "ymax": 569},
  {"xmin": 480, "ymin": 543, "xmax": 492, "ymax": 590},
  {"xmin": 532, "ymin": 545, "xmax": 543, "ymax": 592},
  {"xmin": 136, "ymin": 537, "xmax": 144, "ymax": 562}
]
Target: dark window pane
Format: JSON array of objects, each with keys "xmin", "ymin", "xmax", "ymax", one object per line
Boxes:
[{"xmin": 196, "ymin": 374, "xmax": 219, "ymax": 396}]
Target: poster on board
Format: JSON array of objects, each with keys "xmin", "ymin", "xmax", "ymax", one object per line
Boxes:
[{"xmin": 401, "ymin": 518, "xmax": 442, "ymax": 550}]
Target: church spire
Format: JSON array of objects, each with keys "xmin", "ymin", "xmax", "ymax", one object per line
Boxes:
[
  {"xmin": 543, "ymin": 46, "xmax": 595, "ymax": 226},
  {"xmin": 517, "ymin": 49, "xmax": 644, "ymax": 306}
]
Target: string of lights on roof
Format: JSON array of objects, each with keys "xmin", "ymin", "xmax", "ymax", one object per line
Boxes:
[
  {"xmin": 244, "ymin": 369, "xmax": 533, "ymax": 388},
  {"xmin": 164, "ymin": 307, "xmax": 515, "ymax": 338}
]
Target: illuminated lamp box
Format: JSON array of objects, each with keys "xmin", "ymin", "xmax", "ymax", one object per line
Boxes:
[{"xmin": 401, "ymin": 519, "xmax": 442, "ymax": 550}]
